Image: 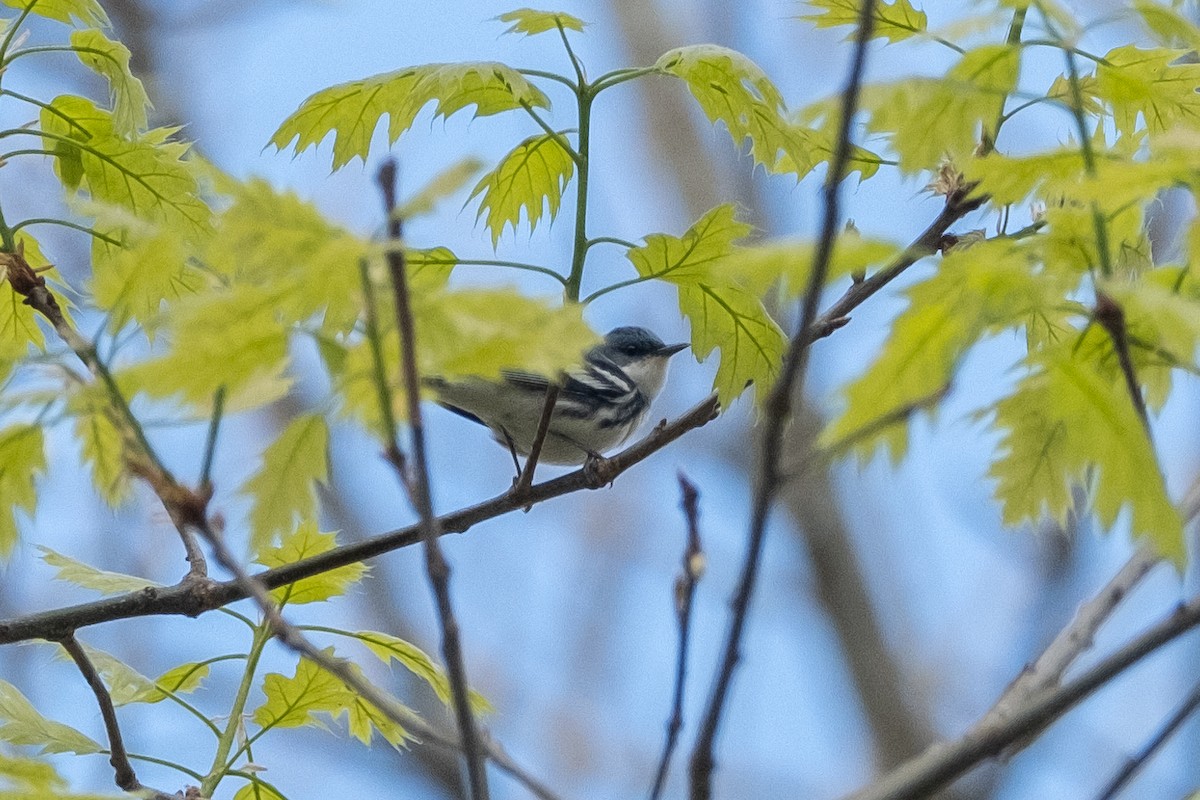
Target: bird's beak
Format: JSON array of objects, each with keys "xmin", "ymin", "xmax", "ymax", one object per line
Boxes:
[{"xmin": 658, "ymin": 342, "xmax": 689, "ymax": 357}]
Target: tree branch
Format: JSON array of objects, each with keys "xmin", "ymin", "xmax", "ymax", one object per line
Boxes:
[
  {"xmin": 842, "ymin": 592, "xmax": 1200, "ymax": 800},
  {"xmin": 649, "ymin": 474, "xmax": 705, "ymax": 800},
  {"xmin": 688, "ymin": 3, "xmax": 877, "ymax": 796},
  {"xmin": 377, "ymin": 159, "xmax": 489, "ymax": 800},
  {"xmin": 0, "ymin": 392, "xmax": 720, "ymax": 645},
  {"xmin": 1092, "ymin": 677, "xmax": 1200, "ymax": 800},
  {"xmin": 59, "ymin": 634, "xmax": 176, "ymax": 799}
]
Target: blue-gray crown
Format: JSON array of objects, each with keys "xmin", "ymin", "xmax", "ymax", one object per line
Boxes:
[{"xmin": 596, "ymin": 326, "xmax": 688, "ymax": 364}]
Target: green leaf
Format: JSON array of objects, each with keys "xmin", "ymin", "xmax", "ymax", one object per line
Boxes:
[
  {"xmin": 252, "ymin": 651, "xmax": 415, "ymax": 748},
  {"xmin": 253, "ymin": 655, "xmax": 347, "ymax": 731},
  {"xmin": 1133, "ymin": 0, "xmax": 1200, "ymax": 52},
  {"xmin": 628, "ymin": 204, "xmax": 752, "ymax": 283},
  {"xmin": 0, "ymin": 0, "xmax": 109, "ymax": 26},
  {"xmin": 1097, "ymin": 45, "xmax": 1200, "ymax": 137},
  {"xmin": 54, "ymin": 644, "xmax": 212, "ymax": 706},
  {"xmin": 0, "ymin": 680, "xmax": 102, "ymax": 755},
  {"xmin": 626, "ymin": 205, "xmax": 786, "ymax": 405},
  {"xmin": 862, "ymin": 44, "xmax": 1020, "ymax": 172},
  {"xmin": 241, "ymin": 415, "xmax": 330, "ymax": 555},
  {"xmin": 69, "ymin": 386, "xmax": 131, "ymax": 507},
  {"xmin": 397, "ymin": 157, "xmax": 486, "ymax": 219},
  {"xmin": 800, "ymin": 0, "xmax": 928, "ymax": 44},
  {"xmin": 90, "ymin": 221, "xmax": 203, "ymax": 335},
  {"xmin": 824, "ymin": 238, "xmax": 1076, "ymax": 460},
  {"xmin": 496, "ymin": 7, "xmax": 587, "ymax": 36},
  {"xmin": 469, "ymin": 132, "xmax": 575, "ymax": 247},
  {"xmin": 270, "ymin": 62, "xmax": 550, "ymax": 170},
  {"xmin": 232, "ymin": 781, "xmax": 286, "ymax": 800},
  {"xmin": 39, "ymin": 547, "xmax": 158, "ymax": 594},
  {"xmin": 723, "ymin": 231, "xmax": 902, "ymax": 297},
  {"xmin": 989, "ymin": 346, "xmax": 1183, "ymax": 563},
  {"xmin": 256, "ymin": 523, "xmax": 366, "ymax": 605},
  {"xmin": 203, "ymin": 178, "xmax": 370, "ymax": 335},
  {"xmin": 70, "ymin": 28, "xmax": 151, "ymax": 135},
  {"xmin": 118, "ymin": 282, "xmax": 293, "ymax": 410},
  {"xmin": 40, "ymin": 96, "xmax": 210, "ymax": 234},
  {"xmin": 656, "ymin": 44, "xmax": 826, "ymax": 177},
  {"xmin": 0, "ymin": 748, "xmax": 67, "ymax": 794},
  {"xmin": 678, "ymin": 282, "xmax": 787, "ymax": 406},
  {"xmin": 0, "ymin": 426, "xmax": 45, "ymax": 557},
  {"xmin": 405, "ymin": 246, "xmax": 461, "ymax": 290},
  {"xmin": 351, "ymin": 630, "xmax": 491, "ymax": 713}
]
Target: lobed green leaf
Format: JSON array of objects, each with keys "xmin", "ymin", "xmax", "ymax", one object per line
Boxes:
[
  {"xmin": 0, "ymin": 680, "xmax": 101, "ymax": 755},
  {"xmin": 256, "ymin": 523, "xmax": 367, "ymax": 605},
  {"xmin": 39, "ymin": 547, "xmax": 158, "ymax": 594},
  {"xmin": 270, "ymin": 62, "xmax": 550, "ymax": 170},
  {"xmin": 800, "ymin": 0, "xmax": 928, "ymax": 44},
  {"xmin": 469, "ymin": 132, "xmax": 575, "ymax": 247},
  {"xmin": 0, "ymin": 0, "xmax": 109, "ymax": 27},
  {"xmin": 989, "ymin": 345, "xmax": 1184, "ymax": 563},
  {"xmin": 70, "ymin": 28, "xmax": 151, "ymax": 135},
  {"xmin": 241, "ymin": 415, "xmax": 330, "ymax": 556},
  {"xmin": 0, "ymin": 425, "xmax": 45, "ymax": 557},
  {"xmin": 496, "ymin": 7, "xmax": 587, "ymax": 36}
]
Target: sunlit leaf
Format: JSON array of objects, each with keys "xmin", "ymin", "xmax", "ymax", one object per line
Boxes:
[
  {"xmin": 625, "ymin": 205, "xmax": 785, "ymax": 405},
  {"xmin": 241, "ymin": 415, "xmax": 330, "ymax": 555},
  {"xmin": 71, "ymin": 28, "xmax": 151, "ymax": 134},
  {"xmin": 69, "ymin": 385, "xmax": 131, "ymax": 507},
  {"xmin": 0, "ymin": 0, "xmax": 109, "ymax": 27},
  {"xmin": 271, "ymin": 62, "xmax": 550, "ymax": 170},
  {"xmin": 800, "ymin": 0, "xmax": 928, "ymax": 44},
  {"xmin": 1132, "ymin": 0, "xmax": 1200, "ymax": 52},
  {"xmin": 40, "ymin": 96, "xmax": 210, "ymax": 234},
  {"xmin": 232, "ymin": 781, "xmax": 286, "ymax": 800},
  {"xmin": 989, "ymin": 345, "xmax": 1184, "ymax": 564},
  {"xmin": 496, "ymin": 7, "xmax": 587, "ymax": 36},
  {"xmin": 0, "ymin": 680, "xmax": 101, "ymax": 755},
  {"xmin": 824, "ymin": 238, "xmax": 1076, "ymax": 461},
  {"xmin": 39, "ymin": 547, "xmax": 158, "ymax": 594},
  {"xmin": 0, "ymin": 426, "xmax": 45, "ymax": 557},
  {"xmin": 351, "ymin": 630, "xmax": 491, "ymax": 712},
  {"xmin": 1097, "ymin": 45, "xmax": 1200, "ymax": 136},
  {"xmin": 469, "ymin": 132, "xmax": 575, "ymax": 246},
  {"xmin": 256, "ymin": 523, "xmax": 366, "ymax": 605},
  {"xmin": 656, "ymin": 44, "xmax": 826, "ymax": 177}
]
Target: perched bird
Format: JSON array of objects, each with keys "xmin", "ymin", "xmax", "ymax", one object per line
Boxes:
[{"xmin": 427, "ymin": 326, "xmax": 688, "ymax": 467}]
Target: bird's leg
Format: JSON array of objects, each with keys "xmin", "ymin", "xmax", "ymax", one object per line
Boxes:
[{"xmin": 500, "ymin": 428, "xmax": 523, "ymax": 482}]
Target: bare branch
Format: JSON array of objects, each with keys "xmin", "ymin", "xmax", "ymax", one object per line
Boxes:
[
  {"xmin": 649, "ymin": 474, "xmax": 705, "ymax": 800},
  {"xmin": 0, "ymin": 393, "xmax": 720, "ymax": 645},
  {"xmin": 843, "ymin": 593, "xmax": 1200, "ymax": 800},
  {"xmin": 1092, "ymin": 677, "xmax": 1200, "ymax": 800},
  {"xmin": 377, "ymin": 159, "xmax": 488, "ymax": 800},
  {"xmin": 688, "ymin": 4, "xmax": 878, "ymax": 796},
  {"xmin": 59, "ymin": 634, "xmax": 177, "ymax": 799},
  {"xmin": 515, "ymin": 384, "xmax": 561, "ymax": 496}
]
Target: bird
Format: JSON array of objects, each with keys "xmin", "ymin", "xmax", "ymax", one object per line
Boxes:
[{"xmin": 427, "ymin": 326, "xmax": 688, "ymax": 467}]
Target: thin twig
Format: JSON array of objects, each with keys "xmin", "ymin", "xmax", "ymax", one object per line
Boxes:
[
  {"xmin": 377, "ymin": 159, "xmax": 489, "ymax": 800},
  {"xmin": 514, "ymin": 384, "xmax": 560, "ymax": 496},
  {"xmin": 199, "ymin": 386, "xmax": 226, "ymax": 490},
  {"xmin": 0, "ymin": 393, "xmax": 721, "ymax": 645},
  {"xmin": 976, "ymin": 543, "xmax": 1160, "ymax": 738},
  {"xmin": 1092, "ymin": 678, "xmax": 1200, "ymax": 800},
  {"xmin": 7, "ymin": 253, "xmax": 210, "ymax": 579},
  {"xmin": 842, "ymin": 592, "xmax": 1200, "ymax": 800},
  {"xmin": 649, "ymin": 474, "xmax": 705, "ymax": 800},
  {"xmin": 59, "ymin": 634, "xmax": 176, "ymax": 798},
  {"xmin": 1094, "ymin": 291, "xmax": 1151, "ymax": 435},
  {"xmin": 688, "ymin": 3, "xmax": 877, "ymax": 797}
]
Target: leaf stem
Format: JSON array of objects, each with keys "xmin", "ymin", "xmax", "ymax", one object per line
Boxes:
[
  {"xmin": 201, "ymin": 621, "xmax": 272, "ymax": 797},
  {"xmin": 519, "ymin": 100, "xmax": 583, "ymax": 169},
  {"xmin": 556, "ymin": 20, "xmax": 586, "ymax": 85},
  {"xmin": 516, "ymin": 68, "xmax": 577, "ymax": 91},
  {"xmin": 0, "ymin": 89, "xmax": 91, "ymax": 136},
  {"xmin": 592, "ymin": 66, "xmax": 660, "ymax": 93},
  {"xmin": 581, "ymin": 275, "xmax": 650, "ymax": 304},
  {"xmin": 564, "ymin": 85, "xmax": 594, "ymax": 302},
  {"xmin": 0, "ymin": 0, "xmax": 37, "ymax": 71},
  {"xmin": 11, "ymin": 217, "xmax": 122, "ymax": 246},
  {"xmin": 587, "ymin": 235, "xmax": 637, "ymax": 250}
]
